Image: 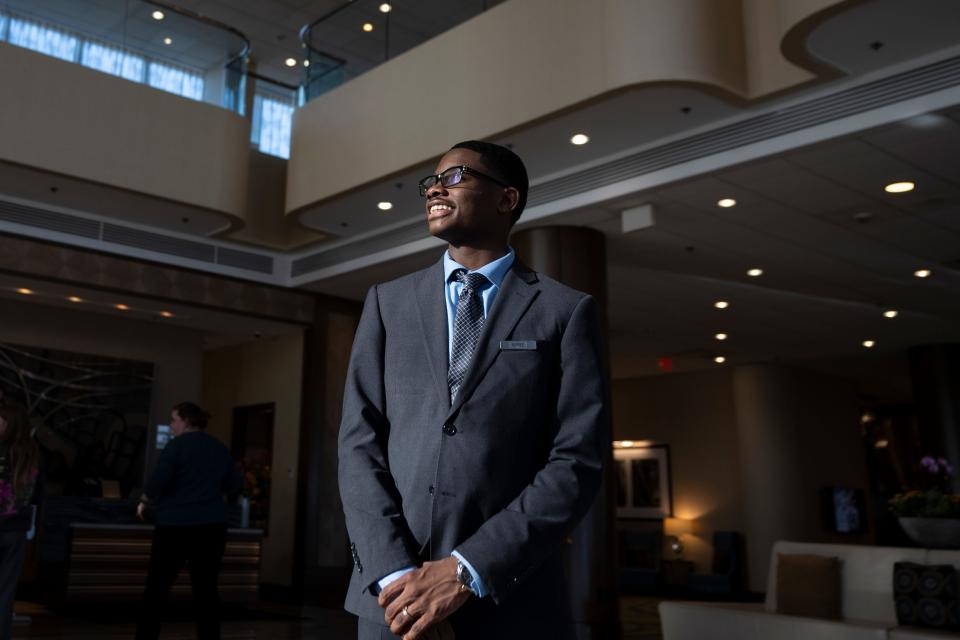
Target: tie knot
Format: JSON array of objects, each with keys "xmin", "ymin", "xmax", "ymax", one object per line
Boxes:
[{"xmin": 453, "ymin": 270, "xmax": 487, "ymax": 292}]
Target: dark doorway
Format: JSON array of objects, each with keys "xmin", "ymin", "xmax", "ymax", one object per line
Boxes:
[{"xmin": 231, "ymin": 403, "xmax": 275, "ymax": 531}]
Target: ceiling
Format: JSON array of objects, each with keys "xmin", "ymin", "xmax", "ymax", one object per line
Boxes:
[
  {"xmin": 0, "ymin": 271, "xmax": 305, "ymax": 350},
  {"xmin": 0, "ymin": 0, "xmax": 504, "ymax": 88},
  {"xmin": 304, "ymin": 104, "xmax": 960, "ymax": 388}
]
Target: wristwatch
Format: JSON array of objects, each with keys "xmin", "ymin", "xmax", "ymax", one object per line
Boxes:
[{"xmin": 456, "ymin": 560, "xmax": 477, "ymax": 596}]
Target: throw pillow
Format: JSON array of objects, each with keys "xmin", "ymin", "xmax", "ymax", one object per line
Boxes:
[
  {"xmin": 894, "ymin": 562, "xmax": 960, "ymax": 631},
  {"xmin": 776, "ymin": 553, "xmax": 842, "ymax": 619}
]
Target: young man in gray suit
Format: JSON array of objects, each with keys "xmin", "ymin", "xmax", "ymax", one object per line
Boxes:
[{"xmin": 338, "ymin": 141, "xmax": 609, "ymax": 640}]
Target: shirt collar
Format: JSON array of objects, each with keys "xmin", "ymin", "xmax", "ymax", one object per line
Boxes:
[{"xmin": 444, "ymin": 247, "xmax": 515, "ymax": 287}]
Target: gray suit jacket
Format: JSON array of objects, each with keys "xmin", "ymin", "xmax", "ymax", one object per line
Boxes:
[{"xmin": 338, "ymin": 257, "xmax": 609, "ymax": 631}]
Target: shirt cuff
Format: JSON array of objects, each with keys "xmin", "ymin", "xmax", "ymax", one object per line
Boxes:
[
  {"xmin": 451, "ymin": 550, "xmax": 488, "ymax": 598},
  {"xmin": 375, "ymin": 566, "xmax": 415, "ymax": 594}
]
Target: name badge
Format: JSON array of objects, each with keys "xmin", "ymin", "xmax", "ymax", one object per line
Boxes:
[{"xmin": 500, "ymin": 340, "xmax": 538, "ymax": 351}]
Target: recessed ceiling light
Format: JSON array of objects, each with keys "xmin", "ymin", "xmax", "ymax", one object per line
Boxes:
[
  {"xmin": 303, "ymin": 59, "xmax": 310, "ymax": 67},
  {"xmin": 362, "ymin": 22, "xmax": 374, "ymax": 32},
  {"xmin": 914, "ymin": 269, "xmax": 931, "ymax": 278},
  {"xmin": 714, "ymin": 356, "xmax": 726, "ymax": 364},
  {"xmin": 715, "ymin": 333, "xmax": 728, "ymax": 341},
  {"xmin": 882, "ymin": 309, "xmax": 898, "ymax": 319},
  {"xmin": 717, "ymin": 198, "xmax": 737, "ymax": 208},
  {"xmin": 377, "ymin": 201, "xmax": 393, "ymax": 211},
  {"xmin": 68, "ymin": 296, "xmax": 82, "ymax": 303},
  {"xmin": 570, "ymin": 134, "xmax": 589, "ymax": 145},
  {"xmin": 151, "ymin": 10, "xmax": 164, "ymax": 20},
  {"xmin": 379, "ymin": 3, "xmax": 392, "ymax": 12},
  {"xmin": 884, "ymin": 181, "xmax": 915, "ymax": 194},
  {"xmin": 714, "ymin": 300, "xmax": 729, "ymax": 309},
  {"xmin": 747, "ymin": 268, "xmax": 763, "ymax": 277},
  {"xmin": 285, "ymin": 57, "xmax": 297, "ymax": 67},
  {"xmin": 163, "ymin": 37, "xmax": 172, "ymax": 45},
  {"xmin": 115, "ymin": 304, "xmax": 130, "ymax": 311},
  {"xmin": 160, "ymin": 311, "xmax": 174, "ymax": 318},
  {"xmin": 862, "ymin": 339, "xmax": 875, "ymax": 348},
  {"xmin": 16, "ymin": 288, "xmax": 33, "ymax": 295}
]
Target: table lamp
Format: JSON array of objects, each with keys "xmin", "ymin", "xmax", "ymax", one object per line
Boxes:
[{"xmin": 664, "ymin": 517, "xmax": 694, "ymax": 556}]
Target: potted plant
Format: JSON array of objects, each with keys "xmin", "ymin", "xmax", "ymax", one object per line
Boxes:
[{"xmin": 889, "ymin": 456, "xmax": 960, "ymax": 549}]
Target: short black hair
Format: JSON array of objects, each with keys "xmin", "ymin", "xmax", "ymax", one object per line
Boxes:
[
  {"xmin": 450, "ymin": 141, "xmax": 528, "ymax": 224},
  {"xmin": 173, "ymin": 401, "xmax": 210, "ymax": 430}
]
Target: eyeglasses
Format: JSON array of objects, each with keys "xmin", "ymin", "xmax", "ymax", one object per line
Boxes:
[{"xmin": 418, "ymin": 165, "xmax": 510, "ymax": 197}]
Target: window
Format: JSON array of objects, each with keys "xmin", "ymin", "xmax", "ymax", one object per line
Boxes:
[
  {"xmin": 148, "ymin": 61, "xmax": 204, "ymax": 101},
  {"xmin": 81, "ymin": 41, "xmax": 145, "ymax": 82},
  {"xmin": 251, "ymin": 93, "xmax": 294, "ymax": 159},
  {"xmin": 8, "ymin": 17, "xmax": 79, "ymax": 62},
  {"xmin": 0, "ymin": 13, "xmax": 8, "ymax": 42}
]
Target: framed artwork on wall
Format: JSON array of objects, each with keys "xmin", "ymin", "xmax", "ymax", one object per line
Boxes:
[{"xmin": 614, "ymin": 443, "xmax": 673, "ymax": 519}]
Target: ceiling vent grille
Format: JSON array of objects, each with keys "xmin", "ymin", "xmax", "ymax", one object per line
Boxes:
[
  {"xmin": 0, "ymin": 199, "xmax": 100, "ymax": 239},
  {"xmin": 217, "ymin": 247, "xmax": 274, "ymax": 274},
  {"xmin": 528, "ymin": 55, "xmax": 960, "ymax": 206},
  {"xmin": 102, "ymin": 224, "xmax": 216, "ymax": 263},
  {"xmin": 292, "ymin": 219, "xmax": 428, "ymax": 277}
]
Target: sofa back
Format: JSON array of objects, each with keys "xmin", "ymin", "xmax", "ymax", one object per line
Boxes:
[{"xmin": 763, "ymin": 541, "xmax": 934, "ymax": 624}]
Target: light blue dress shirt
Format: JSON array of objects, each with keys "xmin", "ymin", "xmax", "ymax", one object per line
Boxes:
[{"xmin": 376, "ymin": 248, "xmax": 516, "ymax": 598}]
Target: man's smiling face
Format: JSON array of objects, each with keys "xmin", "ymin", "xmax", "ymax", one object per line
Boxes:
[{"xmin": 424, "ymin": 148, "xmax": 514, "ymax": 248}]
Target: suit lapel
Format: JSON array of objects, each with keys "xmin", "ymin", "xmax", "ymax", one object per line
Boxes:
[
  {"xmin": 446, "ymin": 262, "xmax": 540, "ymax": 420},
  {"xmin": 414, "ymin": 260, "xmax": 451, "ymax": 409}
]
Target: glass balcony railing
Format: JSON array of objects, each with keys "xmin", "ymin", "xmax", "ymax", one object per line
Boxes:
[
  {"xmin": 0, "ymin": 0, "xmax": 249, "ymax": 114},
  {"xmin": 299, "ymin": 0, "xmax": 505, "ymax": 104}
]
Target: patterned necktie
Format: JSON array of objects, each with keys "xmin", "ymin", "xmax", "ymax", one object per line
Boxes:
[{"xmin": 448, "ymin": 270, "xmax": 488, "ymax": 403}]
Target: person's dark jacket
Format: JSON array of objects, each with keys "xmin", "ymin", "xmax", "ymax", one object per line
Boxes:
[{"xmin": 143, "ymin": 431, "xmax": 241, "ymax": 526}]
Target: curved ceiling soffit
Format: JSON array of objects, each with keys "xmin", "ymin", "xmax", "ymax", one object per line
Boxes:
[
  {"xmin": 0, "ymin": 158, "xmax": 243, "ymax": 238},
  {"xmin": 780, "ymin": 0, "xmax": 874, "ymax": 80},
  {"xmin": 286, "ymin": 0, "xmax": 867, "ymax": 234}
]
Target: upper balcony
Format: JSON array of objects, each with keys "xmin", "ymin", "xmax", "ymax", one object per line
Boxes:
[{"xmin": 0, "ymin": 0, "xmax": 255, "ymax": 234}]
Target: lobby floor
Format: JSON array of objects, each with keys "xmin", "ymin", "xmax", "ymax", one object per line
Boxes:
[{"xmin": 9, "ymin": 596, "xmax": 665, "ymax": 639}]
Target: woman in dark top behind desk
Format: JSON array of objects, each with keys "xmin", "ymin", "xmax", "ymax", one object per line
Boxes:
[
  {"xmin": 135, "ymin": 402, "xmax": 241, "ymax": 640},
  {"xmin": 0, "ymin": 400, "xmax": 41, "ymax": 640}
]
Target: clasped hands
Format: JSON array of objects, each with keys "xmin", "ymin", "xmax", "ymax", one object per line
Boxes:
[{"xmin": 379, "ymin": 557, "xmax": 471, "ymax": 639}]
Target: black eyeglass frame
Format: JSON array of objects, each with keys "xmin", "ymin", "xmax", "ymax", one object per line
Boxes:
[{"xmin": 418, "ymin": 165, "xmax": 511, "ymax": 197}]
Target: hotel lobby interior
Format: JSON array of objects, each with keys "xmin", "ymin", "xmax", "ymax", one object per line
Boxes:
[{"xmin": 1, "ymin": 0, "xmax": 960, "ymax": 637}]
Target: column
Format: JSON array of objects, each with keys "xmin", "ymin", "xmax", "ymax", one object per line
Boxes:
[
  {"xmin": 909, "ymin": 344, "xmax": 960, "ymax": 493},
  {"xmin": 512, "ymin": 226, "xmax": 619, "ymax": 640}
]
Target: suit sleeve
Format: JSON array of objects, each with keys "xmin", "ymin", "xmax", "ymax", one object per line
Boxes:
[
  {"xmin": 454, "ymin": 294, "xmax": 609, "ymax": 603},
  {"xmin": 338, "ymin": 285, "xmax": 421, "ymax": 594}
]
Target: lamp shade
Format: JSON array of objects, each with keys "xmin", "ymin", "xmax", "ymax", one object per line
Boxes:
[{"xmin": 664, "ymin": 517, "xmax": 694, "ymax": 536}]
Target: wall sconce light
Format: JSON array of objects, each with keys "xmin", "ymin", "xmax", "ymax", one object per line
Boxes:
[{"xmin": 664, "ymin": 517, "xmax": 694, "ymax": 556}]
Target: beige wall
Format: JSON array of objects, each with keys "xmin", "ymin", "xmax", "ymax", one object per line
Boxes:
[
  {"xmin": 225, "ymin": 150, "xmax": 326, "ymax": 249},
  {"xmin": 612, "ymin": 364, "xmax": 871, "ymax": 591},
  {"xmin": 613, "ymin": 369, "xmax": 744, "ymax": 573},
  {"xmin": 287, "ymin": 0, "xmax": 840, "ymax": 211},
  {"xmin": 0, "ymin": 43, "xmax": 250, "ymax": 221},
  {"xmin": 202, "ymin": 332, "xmax": 305, "ymax": 586}
]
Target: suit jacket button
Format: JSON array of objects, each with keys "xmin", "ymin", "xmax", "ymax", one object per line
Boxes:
[
  {"xmin": 442, "ymin": 424, "xmax": 457, "ymax": 436},
  {"xmin": 428, "ymin": 485, "xmax": 435, "ymax": 495}
]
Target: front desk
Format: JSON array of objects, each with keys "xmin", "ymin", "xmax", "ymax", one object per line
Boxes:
[{"xmin": 65, "ymin": 523, "xmax": 263, "ymax": 603}]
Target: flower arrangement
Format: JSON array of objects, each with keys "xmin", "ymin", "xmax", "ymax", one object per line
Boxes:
[{"xmin": 889, "ymin": 456, "xmax": 960, "ymax": 518}]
